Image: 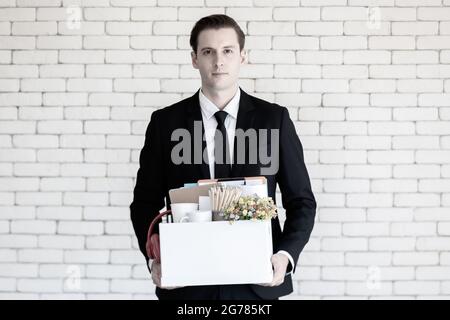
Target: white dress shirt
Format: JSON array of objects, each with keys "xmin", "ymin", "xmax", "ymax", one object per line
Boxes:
[
  {"xmin": 198, "ymin": 87, "xmax": 295, "ymax": 275},
  {"xmin": 199, "ymin": 87, "xmax": 240, "ymax": 179}
]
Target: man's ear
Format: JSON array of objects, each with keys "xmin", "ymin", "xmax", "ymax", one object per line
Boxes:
[
  {"xmin": 240, "ymin": 49, "xmax": 247, "ymax": 64},
  {"xmin": 191, "ymin": 51, "xmax": 198, "ymax": 69}
]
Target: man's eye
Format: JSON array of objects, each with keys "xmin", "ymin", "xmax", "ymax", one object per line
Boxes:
[
  {"xmin": 225, "ymin": 49, "xmax": 232, "ymax": 54},
  {"xmin": 203, "ymin": 50, "xmax": 210, "ymax": 55}
]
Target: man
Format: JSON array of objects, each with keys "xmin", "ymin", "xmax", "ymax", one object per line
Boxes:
[{"xmin": 130, "ymin": 14, "xmax": 316, "ymax": 300}]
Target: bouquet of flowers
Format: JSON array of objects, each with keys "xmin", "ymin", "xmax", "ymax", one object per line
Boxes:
[{"xmin": 222, "ymin": 195, "xmax": 278, "ymax": 222}]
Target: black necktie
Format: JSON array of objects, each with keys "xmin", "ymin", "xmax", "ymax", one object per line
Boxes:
[{"xmin": 214, "ymin": 111, "xmax": 231, "ymax": 178}]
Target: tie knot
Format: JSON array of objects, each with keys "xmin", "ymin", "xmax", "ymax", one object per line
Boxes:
[{"xmin": 214, "ymin": 111, "xmax": 228, "ymax": 126}]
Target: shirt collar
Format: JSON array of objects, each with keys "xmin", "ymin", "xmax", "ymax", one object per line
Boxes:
[{"xmin": 199, "ymin": 87, "xmax": 240, "ymax": 120}]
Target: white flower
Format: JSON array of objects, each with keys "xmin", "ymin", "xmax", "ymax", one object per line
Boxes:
[{"xmin": 223, "ymin": 195, "xmax": 278, "ymax": 221}]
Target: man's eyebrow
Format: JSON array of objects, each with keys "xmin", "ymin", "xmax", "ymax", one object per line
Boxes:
[{"xmin": 200, "ymin": 45, "xmax": 236, "ymax": 51}]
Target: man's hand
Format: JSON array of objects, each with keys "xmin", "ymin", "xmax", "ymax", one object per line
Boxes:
[
  {"xmin": 258, "ymin": 252, "xmax": 289, "ymax": 287},
  {"xmin": 149, "ymin": 260, "xmax": 183, "ymax": 290}
]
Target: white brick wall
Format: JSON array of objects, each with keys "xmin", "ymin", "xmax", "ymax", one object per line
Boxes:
[{"xmin": 1, "ymin": 1, "xmax": 450, "ymax": 300}]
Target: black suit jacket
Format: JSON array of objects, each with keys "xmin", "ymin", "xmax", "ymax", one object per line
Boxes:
[{"xmin": 130, "ymin": 87, "xmax": 316, "ymax": 300}]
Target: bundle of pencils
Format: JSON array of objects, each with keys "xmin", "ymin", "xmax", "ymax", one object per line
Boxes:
[{"xmin": 209, "ymin": 185, "xmax": 242, "ymax": 213}]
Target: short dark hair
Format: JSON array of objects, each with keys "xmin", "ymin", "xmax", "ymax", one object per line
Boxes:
[{"xmin": 189, "ymin": 14, "xmax": 245, "ymax": 54}]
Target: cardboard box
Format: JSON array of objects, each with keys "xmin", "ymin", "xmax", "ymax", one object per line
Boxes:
[{"xmin": 159, "ymin": 220, "xmax": 273, "ymax": 287}]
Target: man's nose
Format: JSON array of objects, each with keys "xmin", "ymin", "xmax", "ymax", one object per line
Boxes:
[{"xmin": 214, "ymin": 53, "xmax": 224, "ymax": 67}]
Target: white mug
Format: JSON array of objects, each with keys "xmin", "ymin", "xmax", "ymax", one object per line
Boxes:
[
  {"xmin": 170, "ymin": 203, "xmax": 198, "ymax": 223},
  {"xmin": 179, "ymin": 210, "xmax": 212, "ymax": 223}
]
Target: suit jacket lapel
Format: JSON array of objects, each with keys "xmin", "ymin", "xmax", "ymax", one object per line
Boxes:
[
  {"xmin": 231, "ymin": 87, "xmax": 256, "ymax": 178},
  {"xmin": 185, "ymin": 89, "xmax": 210, "ymax": 180}
]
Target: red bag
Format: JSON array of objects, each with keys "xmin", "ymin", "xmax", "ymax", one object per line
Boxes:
[{"xmin": 146, "ymin": 210, "xmax": 172, "ymax": 263}]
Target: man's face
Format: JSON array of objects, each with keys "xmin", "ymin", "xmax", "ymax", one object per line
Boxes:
[{"xmin": 191, "ymin": 27, "xmax": 246, "ymax": 92}]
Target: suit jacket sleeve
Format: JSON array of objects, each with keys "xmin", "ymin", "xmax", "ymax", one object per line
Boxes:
[
  {"xmin": 275, "ymin": 107, "xmax": 317, "ymax": 273},
  {"xmin": 130, "ymin": 110, "xmax": 166, "ymax": 263}
]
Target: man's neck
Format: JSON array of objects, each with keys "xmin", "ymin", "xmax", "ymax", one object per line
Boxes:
[{"xmin": 201, "ymin": 84, "xmax": 239, "ymax": 110}]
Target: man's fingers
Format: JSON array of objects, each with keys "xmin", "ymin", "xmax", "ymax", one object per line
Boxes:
[
  {"xmin": 268, "ymin": 264, "xmax": 284, "ymax": 286},
  {"xmin": 150, "ymin": 263, "xmax": 182, "ymax": 290},
  {"xmin": 152, "ymin": 267, "xmax": 161, "ymax": 278},
  {"xmin": 256, "ymin": 254, "xmax": 288, "ymax": 287},
  {"xmin": 152, "ymin": 275, "xmax": 161, "ymax": 287},
  {"xmin": 160, "ymin": 285, "xmax": 183, "ymax": 290},
  {"xmin": 151, "ymin": 269, "xmax": 161, "ymax": 286},
  {"xmin": 256, "ymin": 282, "xmax": 271, "ymax": 287},
  {"xmin": 150, "ymin": 261, "xmax": 162, "ymax": 287},
  {"xmin": 271, "ymin": 277, "xmax": 283, "ymax": 286}
]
